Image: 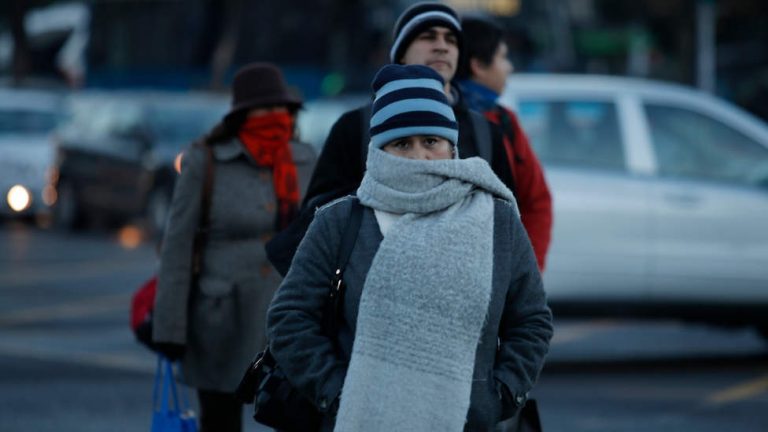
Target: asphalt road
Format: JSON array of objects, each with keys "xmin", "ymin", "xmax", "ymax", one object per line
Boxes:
[{"xmin": 1, "ymin": 221, "xmax": 766, "ymax": 431}]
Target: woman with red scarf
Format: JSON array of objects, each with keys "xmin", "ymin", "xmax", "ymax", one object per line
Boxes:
[{"xmin": 151, "ymin": 63, "xmax": 316, "ymax": 432}]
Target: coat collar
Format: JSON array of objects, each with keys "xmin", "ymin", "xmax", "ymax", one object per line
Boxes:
[{"xmin": 212, "ymin": 138, "xmax": 246, "ymax": 161}]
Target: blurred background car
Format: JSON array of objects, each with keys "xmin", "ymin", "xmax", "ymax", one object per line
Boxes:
[
  {"xmin": 0, "ymin": 87, "xmax": 63, "ymax": 222},
  {"xmin": 500, "ymin": 74, "xmax": 768, "ymax": 333},
  {"xmin": 296, "ymin": 94, "xmax": 369, "ymax": 152},
  {"xmin": 49, "ymin": 91, "xmax": 228, "ymax": 235}
]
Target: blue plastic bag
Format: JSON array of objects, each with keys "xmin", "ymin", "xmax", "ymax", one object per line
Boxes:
[{"xmin": 152, "ymin": 356, "xmax": 198, "ymax": 432}]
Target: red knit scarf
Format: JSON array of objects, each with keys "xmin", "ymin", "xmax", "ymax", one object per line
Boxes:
[{"xmin": 238, "ymin": 112, "xmax": 299, "ymax": 230}]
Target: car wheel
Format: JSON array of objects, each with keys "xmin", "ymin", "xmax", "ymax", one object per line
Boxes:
[
  {"xmin": 145, "ymin": 188, "xmax": 171, "ymax": 237},
  {"xmin": 53, "ymin": 181, "xmax": 83, "ymax": 230}
]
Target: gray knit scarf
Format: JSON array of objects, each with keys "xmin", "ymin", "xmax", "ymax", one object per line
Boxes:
[{"xmin": 334, "ymin": 149, "xmax": 516, "ymax": 432}]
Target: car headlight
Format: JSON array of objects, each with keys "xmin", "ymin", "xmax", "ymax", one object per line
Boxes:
[
  {"xmin": 7, "ymin": 185, "xmax": 32, "ymax": 212},
  {"xmin": 174, "ymin": 151, "xmax": 184, "ymax": 174}
]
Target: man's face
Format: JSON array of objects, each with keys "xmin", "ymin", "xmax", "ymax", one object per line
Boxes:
[
  {"xmin": 472, "ymin": 41, "xmax": 513, "ymax": 95},
  {"xmin": 400, "ymin": 26, "xmax": 459, "ymax": 85}
]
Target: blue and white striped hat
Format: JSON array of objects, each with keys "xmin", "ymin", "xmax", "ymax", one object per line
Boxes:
[{"xmin": 369, "ymin": 64, "xmax": 458, "ymax": 150}]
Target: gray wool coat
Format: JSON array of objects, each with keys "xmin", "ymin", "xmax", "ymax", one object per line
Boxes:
[
  {"xmin": 267, "ymin": 197, "xmax": 553, "ymax": 431},
  {"xmin": 153, "ymin": 137, "xmax": 315, "ymax": 392}
]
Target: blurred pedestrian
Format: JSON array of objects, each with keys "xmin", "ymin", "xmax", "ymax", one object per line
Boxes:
[
  {"xmin": 267, "ymin": 64, "xmax": 553, "ymax": 431},
  {"xmin": 151, "ymin": 62, "xmax": 316, "ymax": 432},
  {"xmin": 456, "ymin": 16, "xmax": 552, "ymax": 270},
  {"xmin": 301, "ymin": 2, "xmax": 519, "ymax": 219}
]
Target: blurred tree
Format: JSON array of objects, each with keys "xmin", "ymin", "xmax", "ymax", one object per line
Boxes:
[{"xmin": 209, "ymin": 0, "xmax": 243, "ymax": 90}]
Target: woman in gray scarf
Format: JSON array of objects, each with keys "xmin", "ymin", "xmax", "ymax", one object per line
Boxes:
[{"xmin": 266, "ymin": 64, "xmax": 553, "ymax": 432}]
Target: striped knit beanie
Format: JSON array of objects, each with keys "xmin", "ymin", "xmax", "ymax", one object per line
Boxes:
[
  {"xmin": 369, "ymin": 64, "xmax": 458, "ymax": 150},
  {"xmin": 390, "ymin": 2, "xmax": 463, "ymax": 64}
]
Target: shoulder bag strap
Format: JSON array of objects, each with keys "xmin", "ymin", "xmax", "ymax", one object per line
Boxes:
[
  {"xmin": 191, "ymin": 142, "xmax": 215, "ymax": 280},
  {"xmin": 327, "ymin": 199, "xmax": 364, "ymax": 334},
  {"xmin": 468, "ymin": 109, "xmax": 493, "ymax": 164}
]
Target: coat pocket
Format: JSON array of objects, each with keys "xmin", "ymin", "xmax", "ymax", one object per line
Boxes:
[
  {"xmin": 199, "ymin": 277, "xmax": 235, "ymax": 298},
  {"xmin": 467, "ymin": 371, "xmax": 503, "ymax": 430},
  {"xmin": 192, "ymin": 277, "xmax": 238, "ymax": 348},
  {"xmin": 487, "ymin": 371, "xmax": 503, "ymax": 424}
]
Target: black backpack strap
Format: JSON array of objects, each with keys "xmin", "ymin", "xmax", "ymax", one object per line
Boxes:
[
  {"xmin": 468, "ymin": 109, "xmax": 493, "ymax": 164},
  {"xmin": 327, "ymin": 198, "xmax": 363, "ymax": 333},
  {"xmin": 496, "ymin": 107, "xmax": 523, "ymax": 164},
  {"xmin": 359, "ymin": 103, "xmax": 373, "ymax": 167}
]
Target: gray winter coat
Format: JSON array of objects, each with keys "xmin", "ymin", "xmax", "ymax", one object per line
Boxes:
[
  {"xmin": 267, "ymin": 197, "xmax": 553, "ymax": 431},
  {"xmin": 153, "ymin": 137, "xmax": 315, "ymax": 392}
]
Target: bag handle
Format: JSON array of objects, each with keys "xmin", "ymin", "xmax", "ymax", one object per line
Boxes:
[
  {"xmin": 153, "ymin": 356, "xmax": 180, "ymax": 414},
  {"xmin": 153, "ymin": 356, "xmax": 194, "ymax": 415},
  {"xmin": 165, "ymin": 358, "xmax": 181, "ymax": 413},
  {"xmin": 152, "ymin": 356, "xmax": 163, "ymax": 412}
]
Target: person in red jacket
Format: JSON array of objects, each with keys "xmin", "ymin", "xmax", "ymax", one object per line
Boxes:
[{"xmin": 457, "ymin": 16, "xmax": 553, "ymax": 270}]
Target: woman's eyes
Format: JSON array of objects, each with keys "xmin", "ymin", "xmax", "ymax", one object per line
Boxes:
[{"xmin": 387, "ymin": 137, "xmax": 442, "ymax": 150}]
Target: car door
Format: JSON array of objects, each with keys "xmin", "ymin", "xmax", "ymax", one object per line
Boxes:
[
  {"xmin": 92, "ymin": 102, "xmax": 151, "ymax": 214},
  {"xmin": 106, "ymin": 101, "xmax": 152, "ymax": 217},
  {"xmin": 514, "ymin": 96, "xmax": 651, "ymax": 302},
  {"xmin": 642, "ymin": 101, "xmax": 768, "ymax": 301},
  {"xmin": 58, "ymin": 98, "xmax": 120, "ymax": 213}
]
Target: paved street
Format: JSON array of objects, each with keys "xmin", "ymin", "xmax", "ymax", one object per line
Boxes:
[{"xmin": 1, "ymin": 221, "xmax": 767, "ymax": 431}]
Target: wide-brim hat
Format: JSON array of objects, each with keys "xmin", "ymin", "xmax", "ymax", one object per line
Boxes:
[{"xmin": 224, "ymin": 62, "xmax": 303, "ymax": 122}]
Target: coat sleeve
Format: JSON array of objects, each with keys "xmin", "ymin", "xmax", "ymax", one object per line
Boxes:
[
  {"xmin": 501, "ymin": 108, "xmax": 553, "ymax": 271},
  {"xmin": 302, "ymin": 109, "xmax": 366, "ymax": 207},
  {"xmin": 266, "ymin": 203, "xmax": 348, "ymax": 412},
  {"xmin": 152, "ymin": 143, "xmax": 206, "ymax": 344},
  {"xmin": 494, "ymin": 206, "xmax": 553, "ymax": 410}
]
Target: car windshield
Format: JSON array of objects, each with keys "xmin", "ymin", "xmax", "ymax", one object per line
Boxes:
[
  {"xmin": 0, "ymin": 109, "xmax": 57, "ymax": 134},
  {"xmin": 148, "ymin": 104, "xmax": 225, "ymax": 144}
]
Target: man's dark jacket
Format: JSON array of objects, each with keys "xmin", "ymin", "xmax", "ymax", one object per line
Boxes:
[{"xmin": 302, "ymin": 97, "xmax": 514, "ymax": 207}]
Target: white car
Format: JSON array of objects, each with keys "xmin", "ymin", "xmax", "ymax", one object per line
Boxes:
[
  {"xmin": 500, "ymin": 74, "xmax": 768, "ymax": 331},
  {"xmin": 0, "ymin": 88, "xmax": 63, "ymax": 219},
  {"xmin": 297, "ymin": 95, "xmax": 369, "ymax": 152}
]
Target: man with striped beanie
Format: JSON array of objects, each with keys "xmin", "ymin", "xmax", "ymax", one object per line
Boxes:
[
  {"xmin": 301, "ymin": 2, "xmax": 520, "ymax": 211},
  {"xmin": 388, "ymin": 2, "xmax": 464, "ymax": 89}
]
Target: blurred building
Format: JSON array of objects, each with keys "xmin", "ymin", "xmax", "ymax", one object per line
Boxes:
[
  {"xmin": 1, "ymin": 0, "xmax": 767, "ymax": 120},
  {"xmin": 449, "ymin": 0, "xmax": 768, "ymax": 120}
]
